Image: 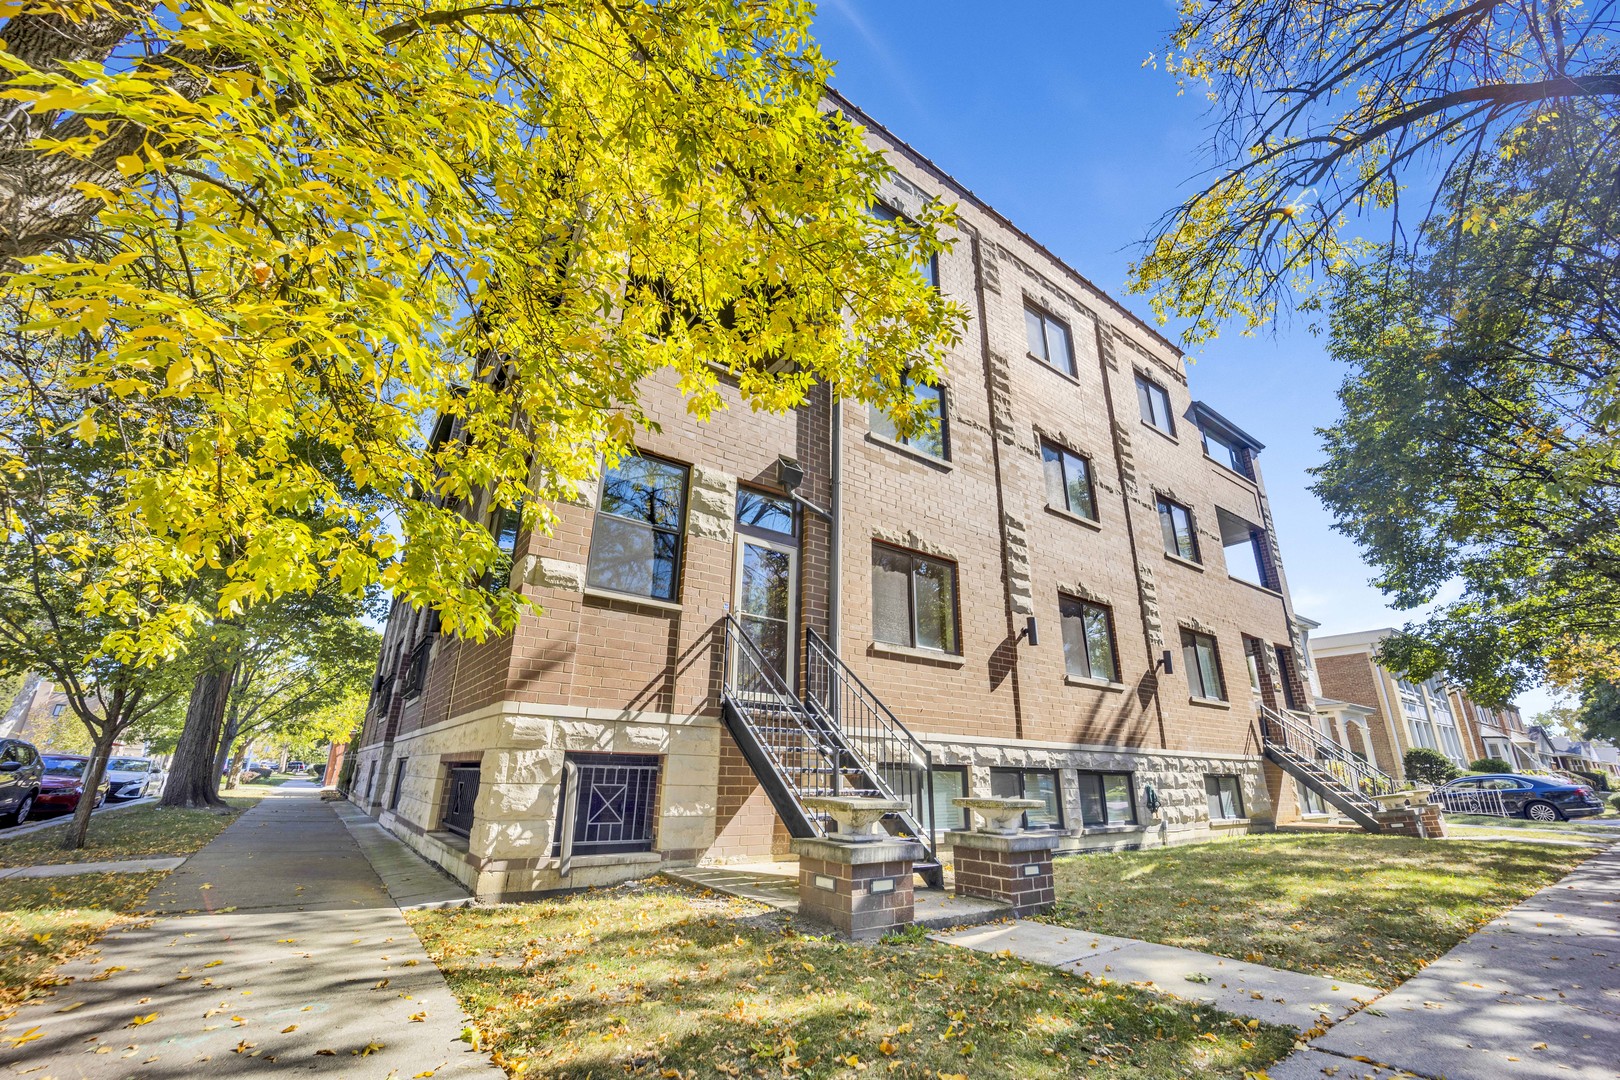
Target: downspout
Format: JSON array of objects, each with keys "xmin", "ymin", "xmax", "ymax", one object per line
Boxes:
[{"xmin": 829, "ymin": 394, "xmax": 841, "ymax": 653}]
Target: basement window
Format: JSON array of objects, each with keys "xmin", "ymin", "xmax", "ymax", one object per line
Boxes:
[
  {"xmin": 989, "ymin": 767, "xmax": 1063, "ymax": 829},
  {"xmin": 1205, "ymin": 774, "xmax": 1245, "ymax": 821},
  {"xmin": 441, "ymin": 763, "xmax": 481, "ymax": 836},
  {"xmin": 554, "ymin": 753, "xmax": 661, "ymax": 856}
]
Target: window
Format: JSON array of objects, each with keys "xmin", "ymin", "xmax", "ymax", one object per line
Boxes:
[
  {"xmin": 990, "ymin": 768, "xmax": 1063, "ymax": 829},
  {"xmin": 1024, "ymin": 303, "xmax": 1075, "ymax": 376},
  {"xmin": 1156, "ymin": 497, "xmax": 1198, "ymax": 561},
  {"xmin": 1205, "ymin": 774, "xmax": 1244, "ymax": 820},
  {"xmin": 586, "ymin": 452, "xmax": 688, "ymax": 601},
  {"xmin": 492, "ymin": 505, "xmax": 521, "ymax": 554},
  {"xmin": 1077, "ymin": 772, "xmax": 1136, "ymax": 826},
  {"xmin": 870, "ymin": 378, "xmax": 947, "ymax": 459},
  {"xmin": 1041, "ymin": 441, "xmax": 1096, "ymax": 520},
  {"xmin": 1182, "ymin": 630, "xmax": 1226, "ymax": 701},
  {"xmin": 869, "ymin": 202, "xmax": 940, "ymax": 288},
  {"xmin": 1274, "ymin": 646, "xmax": 1301, "ymax": 710},
  {"xmin": 441, "ymin": 763, "xmax": 481, "ymax": 836},
  {"xmin": 1059, "ymin": 595, "xmax": 1118, "ymax": 683},
  {"xmin": 554, "ymin": 753, "xmax": 660, "ymax": 855},
  {"xmin": 1202, "ymin": 427, "xmax": 1250, "ymax": 476},
  {"xmin": 930, "ymin": 766, "xmax": 968, "ymax": 832},
  {"xmin": 1296, "ymin": 779, "xmax": 1327, "ymax": 816},
  {"xmin": 736, "ymin": 489, "xmax": 796, "ymax": 539},
  {"xmin": 49, "ymin": 703, "xmax": 65, "ymax": 718},
  {"xmin": 1136, "ymin": 374, "xmax": 1175, "ymax": 435},
  {"xmin": 403, "ymin": 640, "xmax": 431, "ymax": 699},
  {"xmin": 872, "ymin": 544, "xmax": 959, "ymax": 653},
  {"xmin": 1217, "ymin": 508, "xmax": 1270, "ymax": 588},
  {"xmin": 1398, "ymin": 679, "xmax": 1438, "ymax": 751},
  {"xmin": 389, "ymin": 758, "xmax": 408, "ymax": 812}
]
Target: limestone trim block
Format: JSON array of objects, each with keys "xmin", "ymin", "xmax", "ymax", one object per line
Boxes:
[
  {"xmin": 686, "ymin": 466, "xmax": 736, "ymax": 541},
  {"xmin": 522, "ymin": 556, "xmax": 587, "ymax": 591}
]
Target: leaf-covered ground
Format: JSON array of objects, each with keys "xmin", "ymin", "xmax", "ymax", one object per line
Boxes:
[
  {"xmin": 0, "ymin": 872, "xmax": 159, "ymax": 1019},
  {"xmin": 408, "ymin": 880, "xmax": 1294, "ymax": 1079},
  {"xmin": 0, "ymin": 800, "xmax": 248, "ymax": 868},
  {"xmin": 1043, "ymin": 835, "xmax": 1594, "ymax": 990}
]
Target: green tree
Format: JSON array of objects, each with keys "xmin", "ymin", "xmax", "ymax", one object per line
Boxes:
[
  {"xmin": 1403, "ymin": 747, "xmax": 1460, "ymax": 786},
  {"xmin": 1572, "ymin": 682, "xmax": 1620, "ymax": 744},
  {"xmin": 2, "ymin": 0, "xmax": 964, "ymax": 665}
]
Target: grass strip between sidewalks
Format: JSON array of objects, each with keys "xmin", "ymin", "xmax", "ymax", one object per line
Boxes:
[
  {"xmin": 0, "ymin": 872, "xmax": 160, "ymax": 1019},
  {"xmin": 0, "ymin": 799, "xmax": 249, "ymax": 868}
]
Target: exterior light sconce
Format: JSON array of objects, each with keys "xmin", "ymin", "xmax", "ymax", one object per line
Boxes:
[
  {"xmin": 1155, "ymin": 649, "xmax": 1174, "ymax": 675},
  {"xmin": 1017, "ymin": 616, "xmax": 1038, "ymax": 646}
]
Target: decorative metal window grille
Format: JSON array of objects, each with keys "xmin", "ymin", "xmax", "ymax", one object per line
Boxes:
[
  {"xmin": 441, "ymin": 763, "xmax": 481, "ymax": 836},
  {"xmin": 554, "ymin": 753, "xmax": 660, "ymax": 855}
]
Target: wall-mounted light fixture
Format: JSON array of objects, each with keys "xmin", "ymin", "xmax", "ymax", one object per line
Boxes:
[
  {"xmin": 1155, "ymin": 649, "xmax": 1174, "ymax": 675},
  {"xmin": 1016, "ymin": 616, "xmax": 1039, "ymax": 646},
  {"xmin": 776, "ymin": 454, "xmax": 830, "ymax": 521}
]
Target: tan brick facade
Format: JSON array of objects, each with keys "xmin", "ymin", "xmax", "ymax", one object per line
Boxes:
[{"xmin": 351, "ymin": 96, "xmax": 1313, "ymax": 900}]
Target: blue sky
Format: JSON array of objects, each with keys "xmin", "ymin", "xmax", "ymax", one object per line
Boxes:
[{"xmin": 810, "ymin": 1, "xmax": 1557, "ymax": 716}]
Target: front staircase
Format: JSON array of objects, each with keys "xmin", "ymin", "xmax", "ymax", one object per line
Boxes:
[
  {"xmin": 1258, "ymin": 704, "xmax": 1400, "ymax": 832},
  {"xmin": 720, "ymin": 617, "xmax": 943, "ymax": 887}
]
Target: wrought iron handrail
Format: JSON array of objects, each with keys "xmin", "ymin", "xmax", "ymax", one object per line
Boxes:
[
  {"xmin": 1258, "ymin": 703, "xmax": 1399, "ymax": 802},
  {"xmin": 721, "ymin": 615, "xmax": 841, "ymax": 816},
  {"xmin": 804, "ymin": 627, "xmax": 937, "ymax": 851}
]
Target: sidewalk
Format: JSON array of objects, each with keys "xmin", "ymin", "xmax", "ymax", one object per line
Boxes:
[
  {"xmin": 1271, "ymin": 844, "xmax": 1620, "ymax": 1080},
  {"xmin": 0, "ymin": 788, "xmax": 500, "ymax": 1078}
]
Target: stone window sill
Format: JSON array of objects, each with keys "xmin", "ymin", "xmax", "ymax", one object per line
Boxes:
[
  {"xmin": 1140, "ymin": 418, "xmax": 1178, "ymax": 444},
  {"xmin": 870, "ymin": 641, "xmax": 966, "ymax": 668},
  {"xmin": 1028, "ymin": 352, "xmax": 1082, "ymax": 386},
  {"xmin": 1227, "ymin": 576, "xmax": 1284, "ymax": 600},
  {"xmin": 427, "ymin": 829, "xmax": 471, "ymax": 855},
  {"xmin": 582, "ymin": 587, "xmax": 684, "ymax": 614},
  {"xmin": 1163, "ymin": 551, "xmax": 1204, "ymax": 572},
  {"xmin": 1189, "ymin": 696, "xmax": 1231, "ymax": 710},
  {"xmin": 1065, "ymin": 674, "xmax": 1126, "ymax": 692},
  {"xmin": 865, "ymin": 432, "xmax": 953, "ymax": 471},
  {"xmin": 1080, "ymin": 823, "xmax": 1144, "ymax": 836},
  {"xmin": 1044, "ymin": 504, "xmax": 1102, "ymax": 532},
  {"xmin": 1209, "ymin": 817, "xmax": 1251, "ymax": 827}
]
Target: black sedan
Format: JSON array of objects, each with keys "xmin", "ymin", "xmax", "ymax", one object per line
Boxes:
[{"xmin": 1436, "ymin": 773, "xmax": 1605, "ymax": 822}]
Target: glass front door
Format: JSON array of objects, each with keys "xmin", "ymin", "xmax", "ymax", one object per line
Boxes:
[{"xmin": 732, "ymin": 489, "xmax": 799, "ymax": 686}]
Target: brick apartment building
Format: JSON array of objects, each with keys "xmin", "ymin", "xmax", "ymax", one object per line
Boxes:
[{"xmin": 349, "ymin": 95, "xmax": 1317, "ymax": 901}]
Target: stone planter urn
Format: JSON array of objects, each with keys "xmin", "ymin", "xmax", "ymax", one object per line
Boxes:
[
  {"xmin": 802, "ymin": 796, "xmax": 907, "ymax": 842},
  {"xmin": 953, "ymin": 796, "xmax": 1043, "ymax": 836},
  {"xmin": 1372, "ymin": 789, "xmax": 1433, "ymax": 810}
]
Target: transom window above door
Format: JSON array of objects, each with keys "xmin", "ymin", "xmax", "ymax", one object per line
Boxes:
[{"xmin": 736, "ymin": 489, "xmax": 796, "ymax": 539}]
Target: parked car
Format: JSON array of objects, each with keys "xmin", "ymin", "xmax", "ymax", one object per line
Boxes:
[
  {"xmin": 286, "ymin": 762, "xmax": 309, "ymax": 774},
  {"xmin": 0, "ymin": 738, "xmax": 44, "ymax": 827},
  {"xmin": 1436, "ymin": 773, "xmax": 1605, "ymax": 821},
  {"xmin": 105, "ymin": 757, "xmax": 159, "ymax": 801},
  {"xmin": 36, "ymin": 755, "xmax": 111, "ymax": 816}
]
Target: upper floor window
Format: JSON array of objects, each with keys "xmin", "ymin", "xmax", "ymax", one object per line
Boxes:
[
  {"xmin": 1041, "ymin": 441, "xmax": 1096, "ymax": 520},
  {"xmin": 870, "ymin": 378, "xmax": 948, "ymax": 459},
  {"xmin": 1156, "ymin": 497, "xmax": 1199, "ymax": 562},
  {"xmin": 1216, "ymin": 507, "xmax": 1271, "ymax": 589},
  {"xmin": 1060, "ymin": 595, "xmax": 1118, "ymax": 682},
  {"xmin": 1202, "ymin": 427, "xmax": 1251, "ymax": 477},
  {"xmin": 1274, "ymin": 645, "xmax": 1301, "ymax": 710},
  {"xmin": 872, "ymin": 543, "xmax": 959, "ymax": 654},
  {"xmin": 586, "ymin": 452, "xmax": 688, "ymax": 601},
  {"xmin": 1135, "ymin": 374, "xmax": 1175, "ymax": 435},
  {"xmin": 869, "ymin": 202, "xmax": 939, "ymax": 289},
  {"xmin": 1182, "ymin": 630, "xmax": 1226, "ymax": 701},
  {"xmin": 1024, "ymin": 303, "xmax": 1075, "ymax": 377}
]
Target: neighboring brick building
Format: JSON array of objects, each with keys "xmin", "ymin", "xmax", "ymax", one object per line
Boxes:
[{"xmin": 349, "ymin": 95, "xmax": 1315, "ymax": 901}]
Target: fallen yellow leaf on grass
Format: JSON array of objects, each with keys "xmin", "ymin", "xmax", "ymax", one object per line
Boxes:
[
  {"xmin": 4, "ymin": 1027, "xmax": 43, "ymax": 1048},
  {"xmin": 32, "ymin": 932, "xmax": 52, "ymax": 945}
]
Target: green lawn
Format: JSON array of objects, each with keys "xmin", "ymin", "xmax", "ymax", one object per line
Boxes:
[
  {"xmin": 0, "ymin": 872, "xmax": 160, "ymax": 1019},
  {"xmin": 1043, "ymin": 835, "xmax": 1595, "ymax": 990},
  {"xmin": 1446, "ymin": 814, "xmax": 1620, "ymax": 841},
  {"xmin": 407, "ymin": 880, "xmax": 1294, "ymax": 1080},
  {"xmin": 0, "ymin": 799, "xmax": 248, "ymax": 868}
]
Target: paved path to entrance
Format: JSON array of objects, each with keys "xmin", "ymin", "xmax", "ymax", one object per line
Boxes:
[
  {"xmin": 0, "ymin": 788, "xmax": 500, "ymax": 1079},
  {"xmin": 1270, "ymin": 844, "xmax": 1620, "ymax": 1080},
  {"xmin": 935, "ymin": 920, "xmax": 1381, "ymax": 1034}
]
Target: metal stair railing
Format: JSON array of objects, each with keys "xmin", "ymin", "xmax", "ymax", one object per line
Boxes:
[
  {"xmin": 803, "ymin": 627, "xmax": 937, "ymax": 853},
  {"xmin": 720, "ymin": 615, "xmax": 843, "ymax": 819},
  {"xmin": 1258, "ymin": 704, "xmax": 1400, "ymax": 808}
]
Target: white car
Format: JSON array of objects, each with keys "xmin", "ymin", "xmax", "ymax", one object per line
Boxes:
[{"xmin": 105, "ymin": 757, "xmax": 159, "ymax": 801}]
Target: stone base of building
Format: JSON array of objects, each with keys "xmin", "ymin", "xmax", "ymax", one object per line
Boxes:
[
  {"xmin": 946, "ymin": 829, "xmax": 1060, "ymax": 916},
  {"xmin": 793, "ymin": 837, "xmax": 922, "ymax": 940},
  {"xmin": 1373, "ymin": 805, "xmax": 1446, "ymax": 837}
]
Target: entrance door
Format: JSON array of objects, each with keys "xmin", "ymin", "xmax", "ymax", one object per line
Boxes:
[{"xmin": 732, "ymin": 489, "xmax": 799, "ymax": 687}]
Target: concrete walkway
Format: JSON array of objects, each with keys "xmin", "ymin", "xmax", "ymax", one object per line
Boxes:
[
  {"xmin": 934, "ymin": 920, "xmax": 1381, "ymax": 1034},
  {"xmin": 0, "ymin": 788, "xmax": 500, "ymax": 1079},
  {"xmin": 1271, "ymin": 845, "xmax": 1620, "ymax": 1080},
  {"xmin": 0, "ymin": 856, "xmax": 183, "ymax": 879}
]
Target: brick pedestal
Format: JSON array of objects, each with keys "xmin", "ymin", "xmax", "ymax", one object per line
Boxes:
[
  {"xmin": 792, "ymin": 837, "xmax": 922, "ymax": 940},
  {"xmin": 946, "ymin": 829, "xmax": 1061, "ymax": 916},
  {"xmin": 1373, "ymin": 804, "xmax": 1446, "ymax": 837}
]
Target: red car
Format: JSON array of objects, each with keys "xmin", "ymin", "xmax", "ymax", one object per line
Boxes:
[{"xmin": 36, "ymin": 755, "xmax": 110, "ymax": 815}]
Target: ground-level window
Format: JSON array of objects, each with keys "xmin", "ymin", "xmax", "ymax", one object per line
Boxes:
[
  {"xmin": 989, "ymin": 767, "xmax": 1063, "ymax": 829},
  {"xmin": 554, "ymin": 753, "xmax": 661, "ymax": 856},
  {"xmin": 1077, "ymin": 772, "xmax": 1136, "ymax": 827},
  {"xmin": 1205, "ymin": 774, "xmax": 1244, "ymax": 821},
  {"xmin": 1182, "ymin": 630, "xmax": 1227, "ymax": 701},
  {"xmin": 930, "ymin": 766, "xmax": 969, "ymax": 832},
  {"xmin": 389, "ymin": 758, "xmax": 408, "ymax": 812},
  {"xmin": 1059, "ymin": 595, "xmax": 1118, "ymax": 682},
  {"xmin": 442, "ymin": 763, "xmax": 481, "ymax": 836},
  {"xmin": 871, "ymin": 543, "xmax": 960, "ymax": 654},
  {"xmin": 1295, "ymin": 779, "xmax": 1327, "ymax": 816}
]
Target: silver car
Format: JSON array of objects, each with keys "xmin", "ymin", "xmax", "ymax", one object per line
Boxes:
[{"xmin": 105, "ymin": 756, "xmax": 159, "ymax": 801}]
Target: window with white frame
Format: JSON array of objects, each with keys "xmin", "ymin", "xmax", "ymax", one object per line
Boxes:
[
  {"xmin": 1397, "ymin": 679, "xmax": 1438, "ymax": 751},
  {"xmin": 1182, "ymin": 630, "xmax": 1226, "ymax": 701}
]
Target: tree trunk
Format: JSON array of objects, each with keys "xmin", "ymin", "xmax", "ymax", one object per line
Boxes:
[
  {"xmin": 211, "ymin": 704, "xmax": 241, "ymax": 785},
  {"xmin": 60, "ymin": 724, "xmax": 118, "ymax": 851},
  {"xmin": 160, "ymin": 666, "xmax": 235, "ymax": 810}
]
